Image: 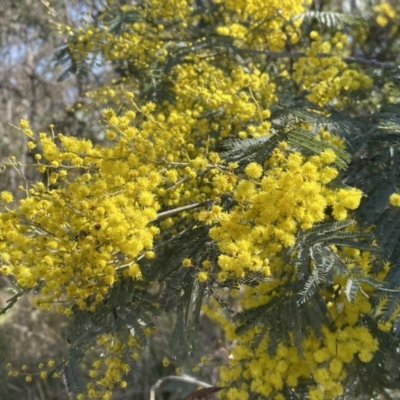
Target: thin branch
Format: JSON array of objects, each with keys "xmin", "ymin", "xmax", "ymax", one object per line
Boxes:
[
  {"xmin": 151, "ymin": 201, "xmax": 213, "ymax": 223},
  {"xmin": 342, "ymin": 56, "xmax": 397, "ymax": 69},
  {"xmin": 149, "ymin": 375, "xmax": 212, "ymax": 400},
  {"xmin": 231, "ymin": 46, "xmax": 398, "ymax": 69}
]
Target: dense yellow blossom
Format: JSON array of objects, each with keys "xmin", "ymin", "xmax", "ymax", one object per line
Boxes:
[
  {"xmin": 204, "ymin": 257, "xmax": 382, "ymax": 399},
  {"xmin": 205, "ymin": 149, "xmax": 362, "ymax": 278},
  {"xmin": 3, "ymin": 0, "xmax": 397, "ymax": 398},
  {"xmin": 0, "ymin": 191, "xmax": 13, "ymax": 203},
  {"xmin": 293, "ymin": 31, "xmax": 372, "ymax": 106}
]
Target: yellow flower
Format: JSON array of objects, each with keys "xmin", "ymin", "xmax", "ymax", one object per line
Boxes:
[
  {"xmin": 358, "ymin": 351, "xmax": 373, "ymax": 363},
  {"xmin": 217, "ymin": 271, "xmax": 228, "ymax": 281},
  {"xmin": 329, "ymin": 358, "xmax": 342, "ymax": 377},
  {"xmin": 1, "ymin": 191, "xmax": 13, "ymax": 203},
  {"xmin": 313, "ymin": 368, "xmax": 330, "ymax": 385},
  {"xmin": 376, "ymin": 15, "xmax": 388, "ymax": 27},
  {"xmin": 27, "ymin": 141, "xmax": 36, "ymax": 150},
  {"xmin": 141, "ymin": 102, "xmax": 156, "ymax": 115},
  {"xmin": 198, "ymin": 271, "xmax": 208, "ymax": 282},
  {"xmin": 125, "ymin": 264, "xmax": 142, "ymax": 279},
  {"xmin": 337, "ymin": 188, "xmax": 362, "ymax": 210},
  {"xmin": 182, "ymin": 258, "xmax": 192, "ymax": 267},
  {"xmin": 217, "ymin": 26, "xmax": 230, "ymax": 36},
  {"xmin": 106, "ymin": 130, "xmax": 116, "ymax": 140},
  {"xmin": 20, "ymin": 119, "xmax": 30, "ymax": 129},
  {"xmin": 320, "ymin": 149, "xmax": 336, "ymax": 164},
  {"xmin": 313, "ymin": 348, "xmax": 330, "ymax": 363},
  {"xmin": 89, "ymin": 370, "xmax": 98, "ymax": 378},
  {"xmin": 309, "ymin": 386, "xmax": 324, "ymax": 400},
  {"xmin": 145, "ymin": 251, "xmax": 155, "ymax": 259},
  {"xmin": 389, "ymin": 193, "xmax": 400, "ymax": 207},
  {"xmin": 162, "ymin": 357, "xmax": 170, "ymax": 367},
  {"xmin": 103, "ymin": 108, "xmax": 115, "ymax": 120},
  {"xmin": 245, "ymin": 162, "xmax": 263, "ymax": 179}
]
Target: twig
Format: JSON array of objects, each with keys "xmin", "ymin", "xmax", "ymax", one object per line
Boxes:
[
  {"xmin": 150, "ymin": 375, "xmax": 212, "ymax": 400},
  {"xmin": 151, "ymin": 201, "xmax": 213, "ymax": 223},
  {"xmin": 231, "ymin": 46, "xmax": 398, "ymax": 69}
]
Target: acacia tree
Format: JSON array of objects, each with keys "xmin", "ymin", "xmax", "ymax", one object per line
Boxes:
[{"xmin": 2, "ymin": 0, "xmax": 400, "ymax": 399}]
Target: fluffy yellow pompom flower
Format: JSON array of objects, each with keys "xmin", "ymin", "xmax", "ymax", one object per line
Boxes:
[
  {"xmin": 1, "ymin": 191, "xmax": 13, "ymax": 203},
  {"xmin": 309, "ymin": 386, "xmax": 324, "ymax": 400},
  {"xmin": 198, "ymin": 271, "xmax": 208, "ymax": 282},
  {"xmin": 125, "ymin": 264, "xmax": 142, "ymax": 279},
  {"xmin": 245, "ymin": 162, "xmax": 263, "ymax": 179},
  {"xmin": 358, "ymin": 351, "xmax": 373, "ymax": 363},
  {"xmin": 320, "ymin": 149, "xmax": 336, "ymax": 164},
  {"xmin": 20, "ymin": 119, "xmax": 30, "ymax": 129},
  {"xmin": 162, "ymin": 357, "xmax": 170, "ymax": 367},
  {"xmin": 182, "ymin": 258, "xmax": 192, "ymax": 267},
  {"xmin": 103, "ymin": 108, "xmax": 115, "ymax": 120},
  {"xmin": 337, "ymin": 188, "xmax": 362, "ymax": 210},
  {"xmin": 389, "ymin": 193, "xmax": 400, "ymax": 207}
]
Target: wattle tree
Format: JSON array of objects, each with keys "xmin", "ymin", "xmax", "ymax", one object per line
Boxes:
[{"xmin": 2, "ymin": 1, "xmax": 400, "ymax": 399}]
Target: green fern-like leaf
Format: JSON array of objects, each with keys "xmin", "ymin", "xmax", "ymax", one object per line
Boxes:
[
  {"xmin": 288, "ymin": 128, "xmax": 350, "ymax": 169},
  {"xmin": 345, "ymin": 277, "xmax": 359, "ymax": 303},
  {"xmin": 298, "ymin": 268, "xmax": 320, "ymax": 304},
  {"xmin": 296, "ymin": 11, "xmax": 364, "ymax": 27},
  {"xmin": 63, "ymin": 352, "xmax": 85, "ymax": 394},
  {"xmin": 220, "ymin": 135, "xmax": 278, "ymax": 169},
  {"xmin": 172, "ymin": 299, "xmax": 189, "ymax": 358},
  {"xmin": 124, "ymin": 310, "xmax": 148, "ymax": 347}
]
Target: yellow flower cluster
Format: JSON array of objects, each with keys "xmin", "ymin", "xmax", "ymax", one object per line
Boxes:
[
  {"xmin": 374, "ymin": 2, "xmax": 397, "ymax": 27},
  {"xmin": 0, "ymin": 104, "xmax": 169, "ymax": 313},
  {"xmin": 171, "ymin": 61, "xmax": 276, "ymax": 140},
  {"xmin": 316, "ymin": 127, "xmax": 346, "ymax": 150},
  {"xmin": 293, "ymin": 31, "xmax": 372, "ymax": 106},
  {"xmin": 80, "ymin": 331, "xmax": 144, "ymax": 399},
  {"xmin": 0, "ymin": 97, "xmax": 251, "ymax": 313},
  {"xmin": 199, "ymin": 147, "xmax": 362, "ymax": 279},
  {"xmin": 5, "ymin": 1, "xmax": 391, "ymax": 399},
  {"xmin": 201, "ymin": 214, "xmax": 391, "ymax": 400},
  {"xmin": 204, "ymin": 253, "xmax": 382, "ymax": 400},
  {"xmin": 218, "ymin": 0, "xmax": 310, "ymax": 50},
  {"xmin": 48, "ymin": 326, "xmax": 152, "ymax": 399},
  {"xmin": 6, "ymin": 360, "xmax": 57, "ymax": 385},
  {"xmin": 61, "ymin": 0, "xmax": 304, "ymax": 117}
]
